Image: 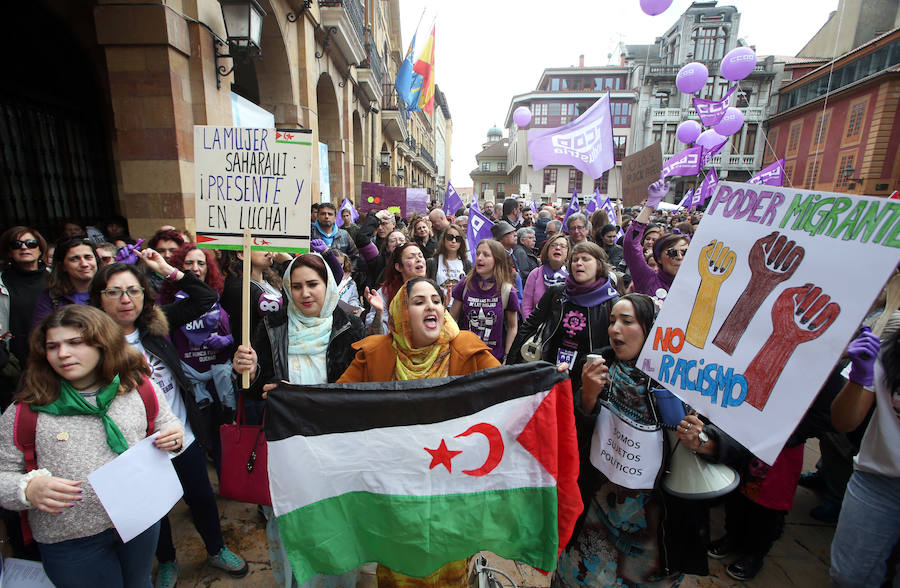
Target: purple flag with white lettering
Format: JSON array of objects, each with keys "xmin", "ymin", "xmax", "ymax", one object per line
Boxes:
[
  {"xmin": 747, "ymin": 159, "xmax": 785, "ymax": 187},
  {"xmin": 466, "ymin": 206, "xmax": 494, "ymax": 264},
  {"xmin": 661, "ymin": 146, "xmax": 702, "ymax": 179},
  {"xmin": 528, "ymin": 94, "xmax": 615, "ymax": 178},
  {"xmin": 336, "ymin": 198, "xmax": 359, "ymax": 227},
  {"xmin": 697, "ymin": 168, "xmax": 719, "ymax": 208},
  {"xmin": 443, "ymin": 182, "xmax": 465, "ymax": 216},
  {"xmin": 692, "ymin": 85, "xmax": 737, "ymax": 127},
  {"xmin": 599, "ymin": 196, "xmax": 624, "ymax": 239},
  {"xmin": 562, "ymin": 189, "xmax": 580, "ymax": 232},
  {"xmin": 679, "ymin": 188, "xmax": 695, "ymax": 210},
  {"xmin": 700, "ymin": 139, "xmax": 729, "ymax": 169},
  {"xmin": 530, "ymin": 200, "xmax": 538, "ymax": 214}
]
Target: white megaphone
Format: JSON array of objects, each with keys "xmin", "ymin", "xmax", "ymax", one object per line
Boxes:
[{"xmin": 662, "ymin": 430, "xmax": 740, "ymax": 500}]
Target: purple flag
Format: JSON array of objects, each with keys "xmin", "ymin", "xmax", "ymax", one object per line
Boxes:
[
  {"xmin": 700, "ymin": 139, "xmax": 729, "ymax": 169},
  {"xmin": 747, "ymin": 159, "xmax": 785, "ymax": 186},
  {"xmin": 466, "ymin": 206, "xmax": 495, "ymax": 264},
  {"xmin": 679, "ymin": 188, "xmax": 695, "ymax": 210},
  {"xmin": 562, "ymin": 189, "xmax": 580, "ymax": 232},
  {"xmin": 443, "ymin": 182, "xmax": 465, "ymax": 216},
  {"xmin": 336, "ymin": 197, "xmax": 359, "ymax": 227},
  {"xmin": 697, "ymin": 168, "xmax": 719, "ymax": 208},
  {"xmin": 661, "ymin": 146, "xmax": 702, "ymax": 179},
  {"xmin": 585, "ymin": 188, "xmax": 603, "ymax": 214},
  {"xmin": 692, "ymin": 85, "xmax": 738, "ymax": 127},
  {"xmin": 599, "ymin": 197, "xmax": 624, "ymax": 239},
  {"xmin": 530, "ymin": 200, "xmax": 538, "ymax": 214},
  {"xmin": 528, "ymin": 94, "xmax": 615, "ymax": 178}
]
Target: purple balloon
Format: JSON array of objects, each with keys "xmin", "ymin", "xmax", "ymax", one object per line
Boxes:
[
  {"xmin": 513, "ymin": 106, "xmax": 532, "ymax": 127},
  {"xmin": 714, "ymin": 107, "xmax": 744, "ymax": 136},
  {"xmin": 640, "ymin": 0, "xmax": 673, "ymax": 16},
  {"xmin": 696, "ymin": 129, "xmax": 727, "ymax": 151},
  {"xmin": 720, "ymin": 47, "xmax": 757, "ymax": 82},
  {"xmin": 676, "ymin": 120, "xmax": 702, "ymax": 144},
  {"xmin": 676, "ymin": 62, "xmax": 709, "ymax": 94}
]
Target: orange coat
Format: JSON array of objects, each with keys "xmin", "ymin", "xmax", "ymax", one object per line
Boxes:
[{"xmin": 337, "ymin": 330, "xmax": 500, "ymax": 383}]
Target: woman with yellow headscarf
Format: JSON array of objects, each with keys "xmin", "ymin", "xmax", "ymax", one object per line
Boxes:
[{"xmin": 338, "ymin": 276, "xmax": 499, "ymax": 587}]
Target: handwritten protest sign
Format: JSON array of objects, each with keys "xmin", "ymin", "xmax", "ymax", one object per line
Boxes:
[
  {"xmin": 637, "ymin": 182, "xmax": 900, "ymax": 464},
  {"xmin": 193, "ymin": 126, "xmax": 312, "ymax": 252},
  {"xmin": 621, "ymin": 142, "xmax": 663, "ymax": 207}
]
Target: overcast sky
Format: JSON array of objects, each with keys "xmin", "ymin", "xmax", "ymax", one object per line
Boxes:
[{"xmin": 397, "ymin": 0, "xmax": 841, "ymax": 189}]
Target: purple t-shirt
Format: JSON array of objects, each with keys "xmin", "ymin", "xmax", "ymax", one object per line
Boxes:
[{"xmin": 452, "ymin": 277, "xmax": 520, "ymax": 361}]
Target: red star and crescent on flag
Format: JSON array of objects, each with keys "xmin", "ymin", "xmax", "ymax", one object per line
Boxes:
[{"xmin": 423, "ymin": 423, "xmax": 505, "ymax": 476}]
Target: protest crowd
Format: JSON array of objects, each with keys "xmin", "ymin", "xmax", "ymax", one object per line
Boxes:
[{"xmin": 0, "ymin": 182, "xmax": 896, "ymax": 588}]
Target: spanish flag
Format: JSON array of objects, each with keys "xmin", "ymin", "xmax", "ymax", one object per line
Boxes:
[{"xmin": 413, "ymin": 26, "xmax": 435, "ymax": 114}]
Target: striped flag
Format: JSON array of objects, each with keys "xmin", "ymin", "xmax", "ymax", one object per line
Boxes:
[{"xmin": 265, "ymin": 364, "xmax": 583, "ymax": 585}]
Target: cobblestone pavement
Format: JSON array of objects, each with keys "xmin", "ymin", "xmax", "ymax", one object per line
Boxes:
[{"xmin": 168, "ymin": 441, "xmax": 833, "ymax": 587}]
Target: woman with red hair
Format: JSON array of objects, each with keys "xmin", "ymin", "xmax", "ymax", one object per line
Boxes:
[{"xmin": 159, "ymin": 244, "xmax": 233, "ymax": 471}]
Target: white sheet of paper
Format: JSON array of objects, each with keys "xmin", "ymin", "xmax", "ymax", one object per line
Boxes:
[
  {"xmin": 0, "ymin": 557, "xmax": 54, "ymax": 588},
  {"xmin": 88, "ymin": 435, "xmax": 183, "ymax": 542}
]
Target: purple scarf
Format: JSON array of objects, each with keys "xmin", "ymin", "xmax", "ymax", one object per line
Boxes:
[
  {"xmin": 542, "ymin": 264, "xmax": 568, "ymax": 288},
  {"xmin": 564, "ymin": 274, "xmax": 618, "ymax": 307}
]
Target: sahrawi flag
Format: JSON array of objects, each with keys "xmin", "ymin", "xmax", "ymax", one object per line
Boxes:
[
  {"xmin": 265, "ymin": 364, "xmax": 583, "ymax": 584},
  {"xmin": 528, "ymin": 94, "xmax": 615, "ymax": 178}
]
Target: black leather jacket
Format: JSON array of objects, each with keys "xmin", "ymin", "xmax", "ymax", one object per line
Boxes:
[
  {"xmin": 248, "ymin": 305, "xmax": 365, "ymax": 398},
  {"xmin": 507, "ymin": 284, "xmax": 616, "ymax": 391}
]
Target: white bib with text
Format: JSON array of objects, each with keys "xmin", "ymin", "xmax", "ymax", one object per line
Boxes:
[{"xmin": 589, "ymin": 403, "xmax": 664, "ymax": 490}]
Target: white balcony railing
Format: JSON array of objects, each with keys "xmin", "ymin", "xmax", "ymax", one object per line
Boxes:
[{"xmin": 650, "ymin": 106, "xmax": 767, "ymax": 124}]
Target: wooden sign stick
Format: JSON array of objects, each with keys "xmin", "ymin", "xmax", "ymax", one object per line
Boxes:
[
  {"xmin": 242, "ymin": 229, "xmax": 252, "ymax": 389},
  {"xmin": 873, "ymin": 271, "xmax": 900, "ymax": 337}
]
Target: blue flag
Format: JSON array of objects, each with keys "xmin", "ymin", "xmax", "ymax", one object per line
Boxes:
[
  {"xmin": 466, "ymin": 207, "xmax": 495, "ymax": 264},
  {"xmin": 444, "ymin": 182, "xmax": 464, "ymax": 217},
  {"xmin": 395, "ymin": 32, "xmax": 417, "ymax": 107},
  {"xmin": 562, "ymin": 189, "xmax": 580, "ymax": 232}
]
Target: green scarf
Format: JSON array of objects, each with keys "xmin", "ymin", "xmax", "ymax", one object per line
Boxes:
[{"xmin": 33, "ymin": 375, "xmax": 129, "ymax": 455}]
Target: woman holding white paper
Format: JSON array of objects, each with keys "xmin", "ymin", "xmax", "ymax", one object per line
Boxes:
[{"xmin": 0, "ymin": 305, "xmax": 183, "ymax": 588}]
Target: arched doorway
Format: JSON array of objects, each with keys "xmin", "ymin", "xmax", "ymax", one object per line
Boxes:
[
  {"xmin": 352, "ymin": 112, "xmax": 364, "ymax": 204},
  {"xmin": 316, "ymin": 74, "xmax": 342, "ymax": 203},
  {"xmin": 1, "ymin": 1, "xmax": 116, "ymax": 238}
]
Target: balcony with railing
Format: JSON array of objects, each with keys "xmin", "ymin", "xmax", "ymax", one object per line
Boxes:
[
  {"xmin": 357, "ymin": 41, "xmax": 384, "ymax": 102},
  {"xmin": 650, "ymin": 105, "xmax": 767, "ymax": 124},
  {"xmin": 645, "ymin": 58, "xmax": 774, "ymax": 79},
  {"xmin": 318, "ymin": 0, "xmax": 366, "ymax": 64},
  {"xmin": 664, "ymin": 152, "xmax": 758, "ymax": 170},
  {"xmin": 380, "ymin": 84, "xmax": 407, "ymax": 142},
  {"xmin": 419, "ymin": 144, "xmax": 436, "ymax": 171}
]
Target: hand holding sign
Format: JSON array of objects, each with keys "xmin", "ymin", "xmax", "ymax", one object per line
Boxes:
[
  {"xmin": 743, "ymin": 284, "xmax": 840, "ymax": 410},
  {"xmin": 686, "ymin": 241, "xmax": 736, "ymax": 348},
  {"xmin": 713, "ymin": 232, "xmax": 805, "ymax": 354}
]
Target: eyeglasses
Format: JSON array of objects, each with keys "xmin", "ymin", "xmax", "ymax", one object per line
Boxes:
[
  {"xmin": 569, "ymin": 225, "xmax": 587, "ymax": 232},
  {"xmin": 10, "ymin": 239, "xmax": 39, "ymax": 250},
  {"xmin": 445, "ymin": 234, "xmax": 463, "ymax": 243},
  {"xmin": 101, "ymin": 287, "xmax": 145, "ymax": 299},
  {"xmin": 666, "ymin": 248, "xmax": 688, "ymax": 259},
  {"xmin": 549, "ymin": 242, "xmax": 569, "ymax": 250}
]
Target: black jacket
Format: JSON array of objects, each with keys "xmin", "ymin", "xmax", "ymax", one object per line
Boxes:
[
  {"xmin": 507, "ymin": 284, "xmax": 616, "ymax": 391},
  {"xmin": 139, "ymin": 271, "xmax": 218, "ymax": 448},
  {"xmin": 511, "ymin": 244, "xmax": 539, "ymax": 282},
  {"xmin": 248, "ymin": 305, "xmax": 365, "ymax": 398}
]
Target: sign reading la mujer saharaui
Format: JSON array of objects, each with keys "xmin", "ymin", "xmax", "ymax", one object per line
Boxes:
[
  {"xmin": 193, "ymin": 126, "xmax": 312, "ymax": 252},
  {"xmin": 637, "ymin": 182, "xmax": 900, "ymax": 465}
]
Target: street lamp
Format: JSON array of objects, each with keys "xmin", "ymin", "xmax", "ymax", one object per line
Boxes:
[
  {"xmin": 380, "ymin": 148, "xmax": 391, "ymax": 169},
  {"xmin": 397, "ymin": 167, "xmax": 406, "ymax": 183},
  {"xmin": 214, "ymin": 0, "xmax": 267, "ymax": 88},
  {"xmin": 220, "ymin": 0, "xmax": 267, "ymax": 55}
]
